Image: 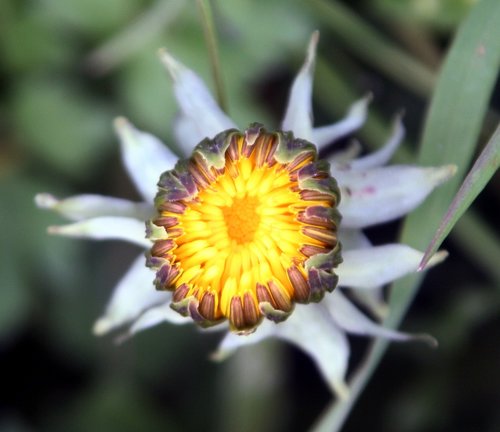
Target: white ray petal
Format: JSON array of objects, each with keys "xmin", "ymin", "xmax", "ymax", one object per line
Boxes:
[
  {"xmin": 337, "ymin": 244, "xmax": 448, "ymax": 289},
  {"xmin": 348, "ymin": 112, "xmax": 405, "ymax": 169},
  {"xmin": 337, "ymin": 229, "xmax": 387, "ymax": 316},
  {"xmin": 93, "ymin": 254, "xmax": 170, "ymax": 336},
  {"xmin": 126, "ymin": 301, "xmax": 192, "ymax": 337},
  {"xmin": 281, "ymin": 31, "xmax": 318, "ymax": 141},
  {"xmin": 114, "ymin": 117, "xmax": 178, "ymax": 202},
  {"xmin": 213, "ymin": 321, "xmax": 275, "ymax": 361},
  {"xmin": 338, "ymin": 227, "xmax": 372, "ymax": 250},
  {"xmin": 336, "ymin": 164, "xmax": 457, "ymax": 228},
  {"xmin": 329, "ymin": 140, "xmax": 363, "ymax": 163},
  {"xmin": 348, "ymin": 288, "xmax": 389, "ymax": 320},
  {"xmin": 277, "ymin": 305, "xmax": 350, "ymax": 398},
  {"xmin": 159, "ymin": 49, "xmax": 236, "ymax": 153},
  {"xmin": 214, "ymin": 304, "xmax": 350, "ymax": 398},
  {"xmin": 173, "ymin": 113, "xmax": 207, "ymax": 157},
  {"xmin": 48, "ymin": 216, "xmax": 150, "ymax": 248},
  {"xmin": 326, "ymin": 291, "xmax": 435, "ymax": 345},
  {"xmin": 35, "ymin": 193, "xmax": 153, "ymax": 222},
  {"xmin": 313, "ymin": 95, "xmax": 371, "ymax": 150}
]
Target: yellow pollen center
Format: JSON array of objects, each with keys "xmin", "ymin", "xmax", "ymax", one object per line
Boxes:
[
  {"xmin": 150, "ymin": 129, "xmax": 340, "ymax": 333},
  {"xmin": 222, "ymin": 196, "xmax": 260, "ymax": 244}
]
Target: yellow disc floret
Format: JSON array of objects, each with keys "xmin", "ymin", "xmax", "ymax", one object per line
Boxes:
[{"xmin": 147, "ymin": 124, "xmax": 341, "ymax": 333}]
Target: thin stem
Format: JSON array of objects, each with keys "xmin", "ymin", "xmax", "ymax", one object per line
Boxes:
[{"xmin": 197, "ymin": 0, "xmax": 228, "ymax": 113}]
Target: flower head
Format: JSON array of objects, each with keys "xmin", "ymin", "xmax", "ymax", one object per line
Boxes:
[
  {"xmin": 147, "ymin": 125, "xmax": 341, "ymax": 333},
  {"xmin": 36, "ymin": 32, "xmax": 454, "ymax": 397}
]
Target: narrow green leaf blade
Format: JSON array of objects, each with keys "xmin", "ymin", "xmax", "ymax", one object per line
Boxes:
[{"xmin": 420, "ymin": 124, "xmax": 500, "ymax": 269}]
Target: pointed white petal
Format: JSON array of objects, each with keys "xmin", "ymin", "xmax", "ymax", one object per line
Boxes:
[
  {"xmin": 337, "ymin": 227, "xmax": 388, "ymax": 317},
  {"xmin": 48, "ymin": 216, "xmax": 150, "ymax": 248},
  {"xmin": 348, "ymin": 288, "xmax": 389, "ymax": 320},
  {"xmin": 336, "ymin": 164, "xmax": 457, "ymax": 228},
  {"xmin": 337, "ymin": 244, "xmax": 448, "ymax": 289},
  {"xmin": 127, "ymin": 301, "xmax": 192, "ymax": 336},
  {"xmin": 159, "ymin": 49, "xmax": 236, "ymax": 153},
  {"xmin": 93, "ymin": 254, "xmax": 169, "ymax": 335},
  {"xmin": 173, "ymin": 113, "xmax": 206, "ymax": 157},
  {"xmin": 213, "ymin": 320, "xmax": 275, "ymax": 361},
  {"xmin": 313, "ymin": 95, "xmax": 371, "ymax": 150},
  {"xmin": 35, "ymin": 193, "xmax": 153, "ymax": 222},
  {"xmin": 326, "ymin": 291, "xmax": 434, "ymax": 344},
  {"xmin": 114, "ymin": 117, "xmax": 178, "ymax": 202},
  {"xmin": 338, "ymin": 227, "xmax": 372, "ymax": 250},
  {"xmin": 329, "ymin": 140, "xmax": 362, "ymax": 164},
  {"xmin": 214, "ymin": 304, "xmax": 350, "ymax": 398},
  {"xmin": 277, "ymin": 305, "xmax": 350, "ymax": 398},
  {"xmin": 281, "ymin": 31, "xmax": 318, "ymax": 141},
  {"xmin": 348, "ymin": 113, "xmax": 405, "ymax": 169}
]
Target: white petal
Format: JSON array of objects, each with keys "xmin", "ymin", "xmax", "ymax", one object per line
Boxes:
[
  {"xmin": 127, "ymin": 301, "xmax": 191, "ymax": 336},
  {"xmin": 329, "ymin": 140, "xmax": 362, "ymax": 163},
  {"xmin": 114, "ymin": 117, "xmax": 178, "ymax": 202},
  {"xmin": 159, "ymin": 49, "xmax": 236, "ymax": 154},
  {"xmin": 336, "ymin": 228, "xmax": 389, "ymax": 317},
  {"xmin": 214, "ymin": 304, "xmax": 350, "ymax": 398},
  {"xmin": 173, "ymin": 113, "xmax": 207, "ymax": 157},
  {"xmin": 313, "ymin": 95, "xmax": 371, "ymax": 150},
  {"xmin": 338, "ymin": 227, "xmax": 372, "ymax": 250},
  {"xmin": 93, "ymin": 254, "xmax": 169, "ymax": 335},
  {"xmin": 347, "ymin": 112, "xmax": 405, "ymax": 169},
  {"xmin": 348, "ymin": 288, "xmax": 389, "ymax": 320},
  {"xmin": 35, "ymin": 193, "xmax": 153, "ymax": 221},
  {"xmin": 326, "ymin": 291, "xmax": 433, "ymax": 344},
  {"xmin": 277, "ymin": 305, "xmax": 350, "ymax": 398},
  {"xmin": 336, "ymin": 164, "xmax": 457, "ymax": 228},
  {"xmin": 337, "ymin": 244, "xmax": 448, "ymax": 289},
  {"xmin": 281, "ymin": 31, "xmax": 318, "ymax": 141},
  {"xmin": 48, "ymin": 216, "xmax": 150, "ymax": 248},
  {"xmin": 213, "ymin": 320, "xmax": 275, "ymax": 361}
]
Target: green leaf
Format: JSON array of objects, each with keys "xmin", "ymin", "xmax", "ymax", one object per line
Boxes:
[{"xmin": 420, "ymin": 123, "xmax": 500, "ymax": 269}]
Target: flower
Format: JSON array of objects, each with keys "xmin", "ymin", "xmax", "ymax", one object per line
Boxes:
[
  {"xmin": 36, "ymin": 32, "xmax": 454, "ymax": 398},
  {"xmin": 147, "ymin": 124, "xmax": 342, "ymax": 334}
]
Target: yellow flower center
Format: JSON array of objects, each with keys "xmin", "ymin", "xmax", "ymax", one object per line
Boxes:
[
  {"xmin": 222, "ymin": 196, "xmax": 259, "ymax": 243},
  {"xmin": 148, "ymin": 125, "xmax": 341, "ymax": 333}
]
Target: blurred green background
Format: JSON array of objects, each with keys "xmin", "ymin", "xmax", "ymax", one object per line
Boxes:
[{"xmin": 1, "ymin": 0, "xmax": 499, "ymax": 431}]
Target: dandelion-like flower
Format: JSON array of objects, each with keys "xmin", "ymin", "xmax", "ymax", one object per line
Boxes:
[
  {"xmin": 148, "ymin": 124, "xmax": 341, "ymax": 333},
  {"xmin": 36, "ymin": 32, "xmax": 454, "ymax": 397}
]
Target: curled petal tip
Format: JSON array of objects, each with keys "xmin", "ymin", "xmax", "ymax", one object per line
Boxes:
[
  {"xmin": 433, "ymin": 164, "xmax": 458, "ymax": 184},
  {"xmin": 300, "ymin": 30, "xmax": 318, "ymax": 76},
  {"xmin": 209, "ymin": 350, "xmax": 226, "ymax": 362},
  {"xmin": 414, "ymin": 333, "xmax": 439, "ymax": 348},
  {"xmin": 333, "ymin": 380, "xmax": 350, "ymax": 400},
  {"xmin": 158, "ymin": 48, "xmax": 182, "ymax": 80},
  {"xmin": 350, "ymin": 93, "xmax": 371, "ymax": 117},
  {"xmin": 47, "ymin": 225, "xmax": 60, "ymax": 235},
  {"xmin": 113, "ymin": 332, "xmax": 131, "ymax": 345},
  {"xmin": 395, "ymin": 108, "xmax": 406, "ymax": 119},
  {"xmin": 35, "ymin": 193, "xmax": 57, "ymax": 209},
  {"xmin": 418, "ymin": 249, "xmax": 449, "ymax": 272},
  {"xmin": 92, "ymin": 317, "xmax": 111, "ymax": 336},
  {"xmin": 113, "ymin": 116, "xmax": 129, "ymax": 132},
  {"xmin": 308, "ymin": 31, "xmax": 320, "ymax": 58}
]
